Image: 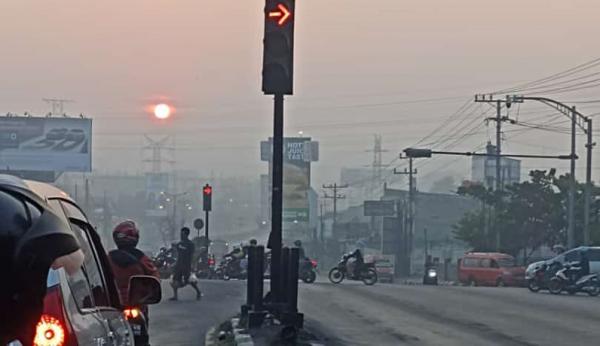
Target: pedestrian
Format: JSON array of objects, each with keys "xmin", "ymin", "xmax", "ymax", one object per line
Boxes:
[{"xmin": 170, "ymin": 227, "xmax": 202, "ymax": 301}]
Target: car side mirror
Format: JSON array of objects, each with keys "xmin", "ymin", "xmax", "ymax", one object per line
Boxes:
[{"xmin": 128, "ymin": 275, "xmax": 162, "ymax": 306}]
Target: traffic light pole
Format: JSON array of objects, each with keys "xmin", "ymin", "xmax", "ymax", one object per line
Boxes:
[
  {"xmin": 270, "ymin": 93, "xmax": 284, "ymax": 304},
  {"xmin": 205, "ymin": 210, "xmax": 209, "ymax": 245}
]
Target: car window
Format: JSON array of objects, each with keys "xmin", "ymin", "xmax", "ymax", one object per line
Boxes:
[
  {"xmin": 565, "ymin": 250, "xmax": 581, "ymax": 262},
  {"xmin": 588, "ymin": 249, "xmax": 600, "ymax": 261},
  {"xmin": 67, "ymin": 267, "xmax": 95, "ymax": 309},
  {"xmin": 480, "ymin": 259, "xmax": 491, "ymax": 268},
  {"xmin": 59, "ymin": 199, "xmax": 88, "ymax": 222},
  {"xmin": 496, "ymin": 258, "xmax": 515, "ymax": 267},
  {"xmin": 69, "ymin": 221, "xmax": 109, "ymax": 307},
  {"xmin": 462, "ymin": 258, "xmax": 478, "ymax": 267}
]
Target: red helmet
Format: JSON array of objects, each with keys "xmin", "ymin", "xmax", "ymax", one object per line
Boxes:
[{"xmin": 112, "ymin": 220, "xmax": 139, "ymax": 248}]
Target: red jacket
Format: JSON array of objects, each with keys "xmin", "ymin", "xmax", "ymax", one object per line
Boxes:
[{"xmin": 108, "ymin": 248, "xmax": 159, "ymax": 306}]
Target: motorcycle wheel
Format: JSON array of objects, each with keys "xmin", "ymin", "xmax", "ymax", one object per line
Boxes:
[
  {"xmin": 587, "ymin": 279, "xmax": 600, "ymax": 296},
  {"xmin": 527, "ymin": 279, "xmax": 541, "ymax": 293},
  {"xmin": 362, "ymin": 268, "xmax": 378, "ymax": 286},
  {"xmin": 302, "ymin": 270, "xmax": 317, "ymax": 284},
  {"xmin": 548, "ymin": 279, "xmax": 563, "ymax": 295},
  {"xmin": 328, "ymin": 268, "xmax": 345, "ymax": 284}
]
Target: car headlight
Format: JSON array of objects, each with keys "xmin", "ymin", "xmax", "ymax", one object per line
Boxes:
[
  {"xmin": 502, "ymin": 271, "xmax": 512, "ymax": 276},
  {"xmin": 427, "ymin": 269, "xmax": 437, "ymax": 278}
]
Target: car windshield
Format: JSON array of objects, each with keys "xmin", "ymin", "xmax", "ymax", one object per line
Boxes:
[{"xmin": 497, "ymin": 258, "xmax": 516, "ymax": 267}]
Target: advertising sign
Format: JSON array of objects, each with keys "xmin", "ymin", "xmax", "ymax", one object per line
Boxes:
[
  {"xmin": 145, "ymin": 173, "xmax": 169, "ymax": 217},
  {"xmin": 364, "ymin": 200, "xmax": 396, "ymax": 217},
  {"xmin": 0, "ymin": 117, "xmax": 92, "ymax": 172},
  {"xmin": 283, "ymin": 137, "xmax": 311, "ymax": 222}
]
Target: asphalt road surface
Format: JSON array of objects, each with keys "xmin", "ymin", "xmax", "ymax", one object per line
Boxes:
[
  {"xmin": 299, "ymin": 281, "xmax": 600, "ymax": 346},
  {"xmin": 149, "ymin": 278, "xmax": 600, "ymax": 346},
  {"xmin": 150, "ymin": 279, "xmax": 245, "ymax": 346}
]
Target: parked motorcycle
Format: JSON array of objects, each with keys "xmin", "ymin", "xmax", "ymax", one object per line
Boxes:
[
  {"xmin": 299, "ymin": 258, "xmax": 318, "ymax": 283},
  {"xmin": 196, "ymin": 254, "xmax": 217, "ymax": 279},
  {"xmin": 548, "ymin": 264, "xmax": 600, "ymax": 296},
  {"xmin": 153, "ymin": 247, "xmax": 177, "ymax": 279},
  {"xmin": 328, "ymin": 257, "xmax": 377, "ymax": 285},
  {"xmin": 218, "ymin": 255, "xmax": 247, "ymax": 280},
  {"xmin": 123, "ymin": 306, "xmax": 150, "ymax": 346}
]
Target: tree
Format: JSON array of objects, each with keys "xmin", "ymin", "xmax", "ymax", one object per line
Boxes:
[{"xmin": 453, "ymin": 170, "xmax": 599, "ymax": 259}]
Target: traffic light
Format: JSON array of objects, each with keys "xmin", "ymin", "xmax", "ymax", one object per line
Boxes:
[
  {"xmin": 403, "ymin": 148, "xmax": 433, "ymax": 158},
  {"xmin": 203, "ymin": 184, "xmax": 212, "ymax": 211},
  {"xmin": 262, "ymin": 0, "xmax": 295, "ymax": 95}
]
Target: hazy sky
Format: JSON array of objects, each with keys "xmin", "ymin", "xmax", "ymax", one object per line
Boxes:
[{"xmin": 2, "ymin": 0, "xmax": 600, "ymax": 189}]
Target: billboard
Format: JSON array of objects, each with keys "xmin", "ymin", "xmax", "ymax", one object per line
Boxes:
[
  {"xmin": 283, "ymin": 137, "xmax": 311, "ymax": 222},
  {"xmin": 145, "ymin": 173, "xmax": 169, "ymax": 217},
  {"xmin": 0, "ymin": 117, "xmax": 92, "ymax": 172},
  {"xmin": 364, "ymin": 200, "xmax": 396, "ymax": 217}
]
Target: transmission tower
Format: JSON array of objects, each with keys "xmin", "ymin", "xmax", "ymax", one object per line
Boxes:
[
  {"xmin": 142, "ymin": 135, "xmax": 175, "ymax": 173},
  {"xmin": 366, "ymin": 134, "xmax": 388, "ymax": 197},
  {"xmin": 43, "ymin": 98, "xmax": 74, "ymax": 116}
]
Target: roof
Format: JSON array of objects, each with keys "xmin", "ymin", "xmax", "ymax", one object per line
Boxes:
[
  {"xmin": 464, "ymin": 252, "xmax": 514, "ymax": 258},
  {"xmin": 0, "ymin": 173, "xmax": 73, "ymax": 203}
]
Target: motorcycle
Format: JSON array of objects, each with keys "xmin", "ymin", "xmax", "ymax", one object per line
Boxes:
[
  {"xmin": 423, "ymin": 266, "xmax": 438, "ymax": 285},
  {"xmin": 196, "ymin": 254, "xmax": 217, "ymax": 279},
  {"xmin": 548, "ymin": 264, "xmax": 600, "ymax": 296},
  {"xmin": 218, "ymin": 255, "xmax": 247, "ymax": 280},
  {"xmin": 328, "ymin": 257, "xmax": 378, "ymax": 285},
  {"xmin": 153, "ymin": 247, "xmax": 177, "ymax": 279},
  {"xmin": 299, "ymin": 258, "xmax": 318, "ymax": 283},
  {"xmin": 123, "ymin": 306, "xmax": 150, "ymax": 346}
]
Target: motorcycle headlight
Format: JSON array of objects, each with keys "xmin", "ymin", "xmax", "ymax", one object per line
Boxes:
[{"xmin": 427, "ymin": 269, "xmax": 437, "ymax": 278}]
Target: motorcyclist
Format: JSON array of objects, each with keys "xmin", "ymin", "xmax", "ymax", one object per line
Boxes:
[
  {"xmin": 170, "ymin": 227, "xmax": 202, "ymax": 301},
  {"xmin": 294, "ymin": 240, "xmax": 307, "ymax": 260},
  {"xmin": 108, "ymin": 220, "xmax": 159, "ymax": 306},
  {"xmin": 344, "ymin": 248, "xmax": 364, "ymax": 278},
  {"xmin": 1, "ymin": 180, "xmax": 83, "ymax": 345}
]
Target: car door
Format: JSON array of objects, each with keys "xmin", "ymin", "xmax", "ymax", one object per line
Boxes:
[
  {"xmin": 587, "ymin": 249, "xmax": 600, "ymax": 274},
  {"xmin": 60, "ymin": 200, "xmax": 133, "ymax": 346}
]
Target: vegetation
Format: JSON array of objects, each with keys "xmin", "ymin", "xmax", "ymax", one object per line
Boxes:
[{"xmin": 453, "ymin": 169, "xmax": 600, "ymax": 259}]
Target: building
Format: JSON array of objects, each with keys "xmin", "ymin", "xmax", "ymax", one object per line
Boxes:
[{"xmin": 471, "ymin": 142, "xmax": 521, "ymax": 188}]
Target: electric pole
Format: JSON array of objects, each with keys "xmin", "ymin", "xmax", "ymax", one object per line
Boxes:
[
  {"xmin": 475, "ymin": 94, "xmax": 522, "ymax": 250},
  {"xmin": 584, "ymin": 117, "xmax": 595, "ymax": 245},
  {"xmin": 394, "ymin": 157, "xmax": 418, "ymax": 275},
  {"xmin": 322, "ymin": 183, "xmax": 348, "ymax": 236}
]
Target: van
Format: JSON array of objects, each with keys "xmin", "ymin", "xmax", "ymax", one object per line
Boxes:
[{"xmin": 458, "ymin": 252, "xmax": 525, "ymax": 287}]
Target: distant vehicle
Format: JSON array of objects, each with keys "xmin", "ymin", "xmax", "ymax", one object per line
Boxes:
[
  {"xmin": 423, "ymin": 267, "xmax": 438, "ymax": 285},
  {"xmin": 329, "ymin": 256, "xmax": 378, "ymax": 286},
  {"xmin": 210, "ymin": 239, "xmax": 230, "ymax": 262},
  {"xmin": 299, "ymin": 258, "xmax": 318, "ymax": 283},
  {"xmin": 458, "ymin": 252, "xmax": 525, "ymax": 287},
  {"xmin": 374, "ymin": 259, "xmax": 395, "ymax": 283},
  {"xmin": 65, "ymin": 128, "xmax": 86, "ymax": 141},
  {"xmin": 1, "ymin": 176, "xmax": 161, "ymax": 346},
  {"xmin": 525, "ymin": 246, "xmax": 600, "ymax": 281}
]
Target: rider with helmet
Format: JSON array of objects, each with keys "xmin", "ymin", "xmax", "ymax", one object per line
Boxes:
[
  {"xmin": 108, "ymin": 220, "xmax": 159, "ymax": 305},
  {"xmin": 345, "ymin": 248, "xmax": 365, "ymax": 279},
  {"xmin": 1, "ymin": 176, "xmax": 83, "ymax": 345}
]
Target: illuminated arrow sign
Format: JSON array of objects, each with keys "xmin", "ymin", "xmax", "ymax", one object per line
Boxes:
[{"xmin": 268, "ymin": 3, "xmax": 291, "ymax": 26}]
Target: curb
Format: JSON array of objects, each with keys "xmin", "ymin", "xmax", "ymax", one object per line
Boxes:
[
  {"xmin": 204, "ymin": 327, "xmax": 216, "ymax": 346},
  {"xmin": 231, "ymin": 318, "xmax": 255, "ymax": 346},
  {"xmin": 397, "ymin": 279, "xmax": 457, "ymax": 286}
]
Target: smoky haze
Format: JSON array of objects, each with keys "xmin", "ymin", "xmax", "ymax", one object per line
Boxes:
[{"xmin": 1, "ymin": 0, "xmax": 599, "ymax": 187}]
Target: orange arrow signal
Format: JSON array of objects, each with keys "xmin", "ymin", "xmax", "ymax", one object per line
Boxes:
[{"xmin": 268, "ymin": 3, "xmax": 291, "ymax": 26}]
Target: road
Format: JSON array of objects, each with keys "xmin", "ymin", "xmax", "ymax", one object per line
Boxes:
[
  {"xmin": 150, "ymin": 279, "xmax": 245, "ymax": 346},
  {"xmin": 299, "ymin": 281, "xmax": 600, "ymax": 346},
  {"xmin": 149, "ymin": 278, "xmax": 600, "ymax": 345}
]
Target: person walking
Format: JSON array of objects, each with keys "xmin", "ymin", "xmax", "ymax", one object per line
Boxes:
[{"xmin": 170, "ymin": 227, "xmax": 202, "ymax": 301}]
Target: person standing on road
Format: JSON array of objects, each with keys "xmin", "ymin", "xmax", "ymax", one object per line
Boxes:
[{"xmin": 170, "ymin": 227, "xmax": 202, "ymax": 301}]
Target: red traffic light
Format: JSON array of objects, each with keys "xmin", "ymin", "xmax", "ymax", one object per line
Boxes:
[
  {"xmin": 268, "ymin": 3, "xmax": 291, "ymax": 26},
  {"xmin": 203, "ymin": 186, "xmax": 212, "ymax": 195}
]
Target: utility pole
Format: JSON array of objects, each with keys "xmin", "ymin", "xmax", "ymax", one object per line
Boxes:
[
  {"xmin": 322, "ymin": 183, "xmax": 348, "ymax": 236},
  {"xmin": 475, "ymin": 95, "xmax": 523, "ymax": 251},
  {"xmin": 568, "ymin": 106, "xmax": 577, "ymax": 248},
  {"xmin": 584, "ymin": 117, "xmax": 595, "ymax": 245},
  {"xmin": 394, "ymin": 157, "xmax": 418, "ymax": 275},
  {"xmin": 319, "ymin": 201, "xmax": 325, "ymax": 243}
]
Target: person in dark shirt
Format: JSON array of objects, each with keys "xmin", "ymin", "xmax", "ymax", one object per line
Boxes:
[{"xmin": 170, "ymin": 227, "xmax": 202, "ymax": 301}]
